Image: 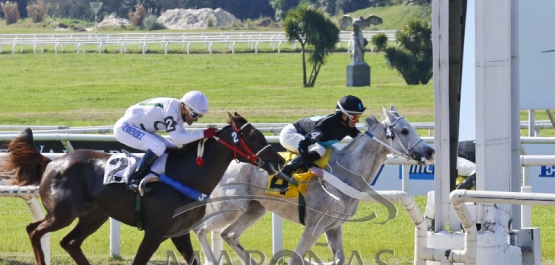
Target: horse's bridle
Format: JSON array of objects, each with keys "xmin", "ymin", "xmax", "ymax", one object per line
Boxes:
[
  {"xmin": 213, "ymin": 122, "xmax": 271, "ymax": 167},
  {"xmin": 364, "ymin": 115, "xmax": 423, "ymax": 159}
]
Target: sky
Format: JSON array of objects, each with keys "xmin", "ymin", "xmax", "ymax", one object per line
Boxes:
[{"xmin": 459, "ymin": 0, "xmax": 476, "ymax": 141}]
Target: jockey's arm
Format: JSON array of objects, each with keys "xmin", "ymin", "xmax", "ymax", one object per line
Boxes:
[
  {"xmin": 168, "ymin": 127, "xmax": 204, "ymax": 146},
  {"xmin": 297, "ymin": 129, "xmax": 323, "ymax": 169}
]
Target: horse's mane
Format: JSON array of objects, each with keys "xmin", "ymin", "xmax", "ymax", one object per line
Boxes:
[
  {"xmin": 365, "ymin": 115, "xmax": 381, "ymax": 131},
  {"xmin": 333, "ymin": 115, "xmax": 381, "ymax": 155},
  {"xmin": 166, "ymin": 114, "xmax": 248, "ymax": 156}
]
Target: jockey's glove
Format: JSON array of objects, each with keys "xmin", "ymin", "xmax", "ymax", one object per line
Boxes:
[
  {"xmin": 203, "ymin": 128, "xmax": 217, "ymax": 138},
  {"xmin": 309, "ymin": 166, "xmax": 324, "ymax": 177}
]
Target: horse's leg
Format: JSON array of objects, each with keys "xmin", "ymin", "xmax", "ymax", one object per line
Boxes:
[
  {"xmin": 26, "ymin": 219, "xmax": 49, "ymax": 265},
  {"xmin": 26, "ymin": 214, "xmax": 76, "ymax": 265},
  {"xmin": 195, "ymin": 196, "xmax": 256, "ymax": 265},
  {"xmin": 171, "ymin": 233, "xmax": 199, "ymax": 265},
  {"xmin": 288, "ymin": 224, "xmax": 327, "ymax": 265},
  {"xmin": 59, "ymin": 208, "xmax": 109, "ymax": 265},
  {"xmin": 221, "ymin": 201, "xmax": 267, "ymax": 265},
  {"xmin": 324, "ymin": 227, "xmax": 345, "ymax": 265},
  {"xmin": 132, "ymin": 229, "xmax": 166, "ymax": 265},
  {"xmin": 195, "ymin": 207, "xmax": 246, "ymax": 265}
]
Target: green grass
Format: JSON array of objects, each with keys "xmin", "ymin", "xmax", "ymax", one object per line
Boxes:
[
  {"xmin": 0, "ymin": 42, "xmax": 440, "ymax": 264},
  {"xmin": 1, "ymin": 12, "xmax": 554, "ymax": 263},
  {"xmin": 0, "ymin": 51, "xmax": 435, "ymax": 127},
  {"xmin": 0, "ymin": 195, "xmax": 424, "ymax": 264},
  {"xmin": 0, "ymin": 51, "xmax": 550, "ymax": 134},
  {"xmin": 2, "ymin": 196, "xmax": 555, "ymax": 264}
]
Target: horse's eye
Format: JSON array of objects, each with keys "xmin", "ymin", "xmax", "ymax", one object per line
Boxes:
[{"xmin": 401, "ymin": 128, "xmax": 409, "ymax": 135}]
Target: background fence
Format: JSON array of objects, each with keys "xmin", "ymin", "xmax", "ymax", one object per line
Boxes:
[{"xmin": 0, "ymin": 30, "xmax": 398, "ymax": 54}]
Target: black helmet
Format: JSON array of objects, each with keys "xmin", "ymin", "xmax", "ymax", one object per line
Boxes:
[{"xmin": 336, "ymin": 95, "xmax": 366, "ymax": 115}]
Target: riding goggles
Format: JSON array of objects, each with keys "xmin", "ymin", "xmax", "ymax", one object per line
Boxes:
[
  {"xmin": 186, "ymin": 105, "xmax": 203, "ymax": 119},
  {"xmin": 346, "ymin": 114, "xmax": 361, "ymax": 121},
  {"xmin": 337, "ymin": 101, "xmax": 362, "ymax": 121}
]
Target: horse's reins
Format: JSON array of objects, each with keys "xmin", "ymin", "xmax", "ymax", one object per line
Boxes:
[
  {"xmin": 211, "ymin": 122, "xmax": 271, "ymax": 166},
  {"xmin": 364, "ymin": 115, "xmax": 423, "ymax": 159}
]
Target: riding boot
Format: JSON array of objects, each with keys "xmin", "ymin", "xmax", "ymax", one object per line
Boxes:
[
  {"xmin": 456, "ymin": 173, "xmax": 476, "ymax": 190},
  {"xmin": 274, "ymin": 156, "xmax": 304, "ymax": 186},
  {"xmin": 126, "ymin": 150, "xmax": 159, "ymax": 193}
]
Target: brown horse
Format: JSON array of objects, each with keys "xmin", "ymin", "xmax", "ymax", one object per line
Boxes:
[{"xmin": 0, "ymin": 113, "xmax": 285, "ymax": 265}]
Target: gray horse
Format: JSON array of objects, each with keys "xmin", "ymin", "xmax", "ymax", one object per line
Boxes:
[{"xmin": 195, "ymin": 106, "xmax": 435, "ymax": 265}]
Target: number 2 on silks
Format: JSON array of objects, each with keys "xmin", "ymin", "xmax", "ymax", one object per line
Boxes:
[
  {"xmin": 232, "ymin": 132, "xmax": 239, "ymax": 144},
  {"xmin": 164, "ymin": 117, "xmax": 177, "ymax": 132}
]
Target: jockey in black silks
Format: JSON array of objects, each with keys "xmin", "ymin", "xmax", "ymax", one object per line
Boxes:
[{"xmin": 275, "ymin": 95, "xmax": 366, "ymax": 186}]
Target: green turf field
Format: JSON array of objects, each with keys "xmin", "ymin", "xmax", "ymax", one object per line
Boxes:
[{"xmin": 1, "ymin": 48, "xmax": 554, "ymax": 264}]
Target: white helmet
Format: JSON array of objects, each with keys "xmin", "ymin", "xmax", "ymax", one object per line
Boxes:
[{"xmin": 181, "ymin": 91, "xmax": 209, "ymax": 117}]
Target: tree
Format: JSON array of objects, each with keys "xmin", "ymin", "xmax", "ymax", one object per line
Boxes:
[
  {"xmin": 1, "ymin": 1, "xmax": 20, "ymax": 24},
  {"xmin": 284, "ymin": 4, "xmax": 339, "ymax": 87},
  {"xmin": 270, "ymin": 0, "xmax": 298, "ymax": 21},
  {"xmin": 379, "ymin": 19, "xmax": 432, "ymax": 85},
  {"xmin": 339, "ymin": 0, "xmax": 370, "ymax": 13},
  {"xmin": 45, "ymin": 0, "xmax": 91, "ymax": 20}
]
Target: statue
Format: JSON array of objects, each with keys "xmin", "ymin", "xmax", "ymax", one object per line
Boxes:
[{"xmin": 340, "ymin": 15, "xmax": 383, "ymax": 65}]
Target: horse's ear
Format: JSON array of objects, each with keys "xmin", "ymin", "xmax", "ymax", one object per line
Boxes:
[
  {"xmin": 390, "ymin": 105, "xmax": 398, "ymax": 113},
  {"xmin": 390, "ymin": 105, "xmax": 400, "ymax": 117},
  {"xmin": 228, "ymin": 112, "xmax": 236, "ymax": 127},
  {"xmin": 384, "ymin": 107, "xmax": 396, "ymax": 122}
]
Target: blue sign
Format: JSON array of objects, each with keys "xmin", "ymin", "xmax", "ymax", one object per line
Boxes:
[
  {"xmin": 401, "ymin": 165, "xmax": 435, "ymax": 180},
  {"xmin": 539, "ymin": 166, "xmax": 555, "ymax": 177}
]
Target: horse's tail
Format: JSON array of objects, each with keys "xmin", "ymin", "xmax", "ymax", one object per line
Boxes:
[{"xmin": 0, "ymin": 128, "xmax": 51, "ymax": 186}]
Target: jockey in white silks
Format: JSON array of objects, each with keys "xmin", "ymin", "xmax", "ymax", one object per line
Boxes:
[
  {"xmin": 114, "ymin": 90, "xmax": 217, "ymax": 192},
  {"xmin": 276, "ymin": 95, "xmax": 366, "ymax": 186}
]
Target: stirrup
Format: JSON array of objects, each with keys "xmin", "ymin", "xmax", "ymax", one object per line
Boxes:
[{"xmin": 126, "ymin": 181, "xmax": 151, "ymax": 193}]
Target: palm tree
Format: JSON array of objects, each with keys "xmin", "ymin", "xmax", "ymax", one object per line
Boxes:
[{"xmin": 284, "ymin": 4, "xmax": 340, "ymax": 87}]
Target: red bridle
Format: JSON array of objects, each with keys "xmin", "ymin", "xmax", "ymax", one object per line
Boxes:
[{"xmin": 212, "ymin": 122, "xmax": 271, "ymax": 166}]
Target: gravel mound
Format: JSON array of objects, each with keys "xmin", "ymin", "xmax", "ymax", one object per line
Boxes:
[
  {"xmin": 98, "ymin": 14, "xmax": 130, "ymax": 27},
  {"xmin": 156, "ymin": 8, "xmax": 240, "ymax": 30}
]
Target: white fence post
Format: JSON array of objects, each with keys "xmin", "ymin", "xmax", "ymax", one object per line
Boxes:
[
  {"xmin": 110, "ymin": 218, "xmax": 121, "ymax": 258},
  {"xmin": 272, "ymin": 213, "xmax": 283, "ymax": 256}
]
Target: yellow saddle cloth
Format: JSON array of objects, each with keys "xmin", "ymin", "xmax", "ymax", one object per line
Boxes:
[{"xmin": 266, "ymin": 149, "xmax": 332, "ymax": 198}]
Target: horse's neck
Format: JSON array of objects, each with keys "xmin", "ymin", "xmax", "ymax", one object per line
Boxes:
[
  {"xmin": 330, "ymin": 122, "xmax": 390, "ymax": 185},
  {"xmin": 167, "ymin": 139, "xmax": 236, "ymax": 194}
]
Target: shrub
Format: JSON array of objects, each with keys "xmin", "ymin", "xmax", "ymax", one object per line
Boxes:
[
  {"xmin": 370, "ymin": 33, "xmax": 388, "ymax": 52},
  {"xmin": 129, "ymin": 5, "xmax": 146, "ymax": 27},
  {"xmin": 26, "ymin": 0, "xmax": 49, "ymax": 23},
  {"xmin": 143, "ymin": 15, "xmax": 164, "ymax": 30},
  {"xmin": 383, "ymin": 19, "xmax": 432, "ymax": 85},
  {"xmin": 72, "ymin": 24, "xmax": 85, "ymax": 31},
  {"xmin": 1, "ymin": 1, "xmax": 20, "ymax": 25},
  {"xmin": 206, "ymin": 18, "xmax": 214, "ymax": 28}
]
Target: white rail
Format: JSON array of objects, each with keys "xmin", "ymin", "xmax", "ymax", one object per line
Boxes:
[
  {"xmin": 0, "ymin": 30, "xmax": 397, "ymax": 54},
  {"xmin": 1, "ymin": 119, "xmax": 553, "ymax": 137}
]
